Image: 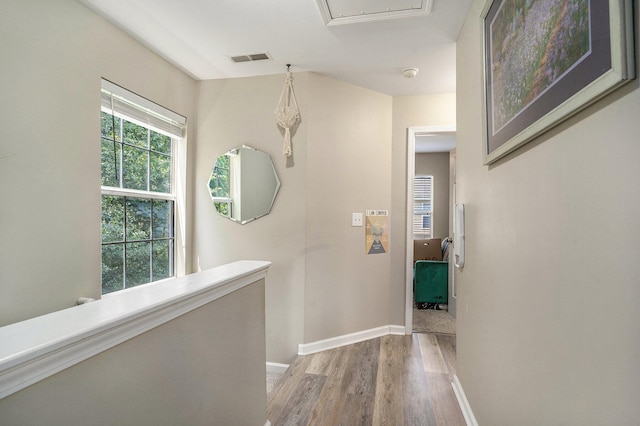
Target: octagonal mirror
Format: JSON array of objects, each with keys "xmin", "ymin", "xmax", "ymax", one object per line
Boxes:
[{"xmin": 208, "ymin": 145, "xmax": 281, "ymax": 224}]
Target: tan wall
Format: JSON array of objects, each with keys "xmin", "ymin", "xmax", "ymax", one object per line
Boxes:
[
  {"xmin": 304, "ymin": 74, "xmax": 393, "ymax": 343},
  {"xmin": 194, "ymin": 80, "xmax": 459, "ymax": 361},
  {"xmin": 0, "ymin": 280, "xmax": 267, "ymax": 425},
  {"xmin": 456, "ymin": 1, "xmax": 640, "ymax": 423},
  {"xmin": 389, "ymin": 95, "xmax": 456, "ymax": 325},
  {"xmin": 194, "ymin": 73, "xmax": 395, "ymax": 358},
  {"xmin": 415, "ymin": 152, "xmax": 451, "ymax": 239},
  {"xmin": 1, "ymin": 0, "xmax": 456, "ymax": 365},
  {"xmin": 194, "ymin": 74, "xmax": 308, "ymax": 363},
  {"xmin": 0, "ymin": 0, "xmax": 197, "ymax": 326}
]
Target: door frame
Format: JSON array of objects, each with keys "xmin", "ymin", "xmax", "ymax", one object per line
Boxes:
[{"xmin": 405, "ymin": 125, "xmax": 456, "ymax": 333}]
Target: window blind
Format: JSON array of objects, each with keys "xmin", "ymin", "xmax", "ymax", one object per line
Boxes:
[
  {"xmin": 413, "ymin": 175, "xmax": 433, "ymax": 239},
  {"xmin": 100, "ymin": 79, "xmax": 186, "ymax": 138},
  {"xmin": 414, "ymin": 175, "xmax": 432, "ymax": 200}
]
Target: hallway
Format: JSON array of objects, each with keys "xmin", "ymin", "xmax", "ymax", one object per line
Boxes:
[{"xmin": 267, "ymin": 333, "xmax": 464, "ymax": 425}]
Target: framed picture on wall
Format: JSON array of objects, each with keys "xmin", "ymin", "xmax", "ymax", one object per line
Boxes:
[{"xmin": 481, "ymin": 0, "xmax": 635, "ymax": 165}]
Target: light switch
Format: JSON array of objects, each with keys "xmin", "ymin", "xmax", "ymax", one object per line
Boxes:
[{"xmin": 352, "ymin": 212, "xmax": 363, "ymax": 227}]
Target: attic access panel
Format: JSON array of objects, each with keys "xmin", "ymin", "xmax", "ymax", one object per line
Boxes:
[{"xmin": 317, "ymin": 0, "xmax": 433, "ymax": 25}]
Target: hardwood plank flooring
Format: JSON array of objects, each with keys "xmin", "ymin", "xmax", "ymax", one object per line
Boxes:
[
  {"xmin": 372, "ymin": 335, "xmax": 405, "ymax": 425},
  {"xmin": 417, "ymin": 334, "xmax": 448, "ymax": 374},
  {"xmin": 402, "ymin": 350, "xmax": 438, "ymax": 425},
  {"xmin": 267, "ymin": 333, "xmax": 465, "ymax": 426}
]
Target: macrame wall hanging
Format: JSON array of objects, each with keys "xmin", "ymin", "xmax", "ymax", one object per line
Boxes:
[{"xmin": 274, "ymin": 64, "xmax": 300, "ymax": 157}]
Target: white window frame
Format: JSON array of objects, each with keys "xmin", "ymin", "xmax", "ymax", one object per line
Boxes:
[
  {"xmin": 413, "ymin": 175, "xmax": 433, "ymax": 240},
  {"xmin": 100, "ymin": 79, "xmax": 187, "ymax": 294}
]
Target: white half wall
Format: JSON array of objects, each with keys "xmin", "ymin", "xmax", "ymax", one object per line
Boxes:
[{"xmin": 0, "ymin": 267, "xmax": 268, "ymax": 425}]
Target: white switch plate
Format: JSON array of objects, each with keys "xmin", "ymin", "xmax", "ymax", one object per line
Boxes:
[{"xmin": 352, "ymin": 212, "xmax": 363, "ymax": 227}]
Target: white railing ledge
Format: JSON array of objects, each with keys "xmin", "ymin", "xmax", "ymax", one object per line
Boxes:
[{"xmin": 0, "ymin": 260, "xmax": 271, "ymax": 400}]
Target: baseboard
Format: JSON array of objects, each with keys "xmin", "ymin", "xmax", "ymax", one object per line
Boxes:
[
  {"xmin": 266, "ymin": 362, "xmax": 289, "ymax": 374},
  {"xmin": 388, "ymin": 325, "xmax": 406, "ymax": 335},
  {"xmin": 451, "ymin": 375, "xmax": 478, "ymax": 426},
  {"xmin": 298, "ymin": 325, "xmax": 406, "ymax": 356}
]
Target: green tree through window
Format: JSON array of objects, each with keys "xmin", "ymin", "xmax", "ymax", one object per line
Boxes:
[{"xmin": 100, "ymin": 110, "xmax": 175, "ymax": 294}]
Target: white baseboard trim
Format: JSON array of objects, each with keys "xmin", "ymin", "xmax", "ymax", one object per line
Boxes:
[
  {"xmin": 388, "ymin": 325, "xmax": 406, "ymax": 335},
  {"xmin": 266, "ymin": 362, "xmax": 290, "ymax": 374},
  {"xmin": 298, "ymin": 325, "xmax": 406, "ymax": 356},
  {"xmin": 451, "ymin": 375, "xmax": 478, "ymax": 426}
]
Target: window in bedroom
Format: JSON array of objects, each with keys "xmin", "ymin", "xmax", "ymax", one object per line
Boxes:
[
  {"xmin": 413, "ymin": 175, "xmax": 433, "ymax": 239},
  {"xmin": 100, "ymin": 79, "xmax": 186, "ymax": 294}
]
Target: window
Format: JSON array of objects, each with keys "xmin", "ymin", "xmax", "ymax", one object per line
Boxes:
[
  {"xmin": 100, "ymin": 80, "xmax": 186, "ymax": 294},
  {"xmin": 413, "ymin": 175, "xmax": 433, "ymax": 239}
]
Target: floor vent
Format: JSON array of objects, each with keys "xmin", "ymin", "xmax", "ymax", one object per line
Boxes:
[{"xmin": 230, "ymin": 52, "xmax": 272, "ymax": 63}]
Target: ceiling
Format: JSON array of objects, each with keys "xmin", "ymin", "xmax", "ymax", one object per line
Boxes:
[
  {"xmin": 78, "ymin": 0, "xmax": 472, "ymax": 96},
  {"xmin": 415, "ymin": 132, "xmax": 456, "ymax": 153}
]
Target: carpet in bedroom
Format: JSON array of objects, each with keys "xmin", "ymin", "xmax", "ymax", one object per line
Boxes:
[{"xmin": 412, "ymin": 306, "xmax": 456, "ymax": 335}]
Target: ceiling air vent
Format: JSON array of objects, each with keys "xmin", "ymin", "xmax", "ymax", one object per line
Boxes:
[{"xmin": 230, "ymin": 52, "xmax": 272, "ymax": 63}]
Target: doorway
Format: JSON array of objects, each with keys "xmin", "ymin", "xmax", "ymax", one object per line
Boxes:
[{"xmin": 405, "ymin": 125, "xmax": 456, "ymax": 334}]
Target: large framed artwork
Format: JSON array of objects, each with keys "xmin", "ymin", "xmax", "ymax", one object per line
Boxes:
[{"xmin": 481, "ymin": 0, "xmax": 635, "ymax": 165}]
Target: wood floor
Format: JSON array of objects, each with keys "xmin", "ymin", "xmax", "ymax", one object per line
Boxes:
[{"xmin": 267, "ymin": 333, "xmax": 465, "ymax": 425}]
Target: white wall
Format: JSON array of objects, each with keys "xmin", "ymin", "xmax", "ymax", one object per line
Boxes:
[
  {"xmin": 0, "ymin": 0, "xmax": 197, "ymax": 326},
  {"xmin": 456, "ymin": 1, "xmax": 640, "ymax": 423},
  {"xmin": 415, "ymin": 152, "xmax": 451, "ymax": 239}
]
